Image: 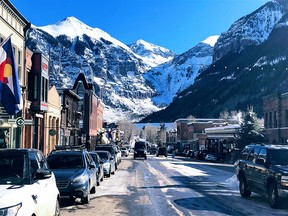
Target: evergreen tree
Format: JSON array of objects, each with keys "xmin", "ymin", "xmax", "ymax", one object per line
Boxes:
[{"xmin": 237, "ymin": 106, "xmax": 265, "ymax": 149}]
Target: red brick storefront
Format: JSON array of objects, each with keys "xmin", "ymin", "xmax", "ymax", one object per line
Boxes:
[{"xmin": 263, "ymin": 93, "xmax": 288, "ymax": 143}]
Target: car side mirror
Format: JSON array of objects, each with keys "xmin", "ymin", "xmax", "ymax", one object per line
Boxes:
[{"xmin": 35, "ymin": 168, "xmax": 52, "ymax": 179}]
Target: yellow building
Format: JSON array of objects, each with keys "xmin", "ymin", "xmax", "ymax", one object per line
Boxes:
[{"xmin": 44, "ymin": 86, "xmax": 61, "ymax": 155}]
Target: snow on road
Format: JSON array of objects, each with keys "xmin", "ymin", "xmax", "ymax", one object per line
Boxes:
[{"xmin": 159, "ymin": 159, "xmax": 238, "ymax": 190}]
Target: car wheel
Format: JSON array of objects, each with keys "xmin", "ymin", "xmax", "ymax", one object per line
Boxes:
[
  {"xmin": 82, "ymin": 183, "xmax": 90, "ymax": 204},
  {"xmin": 54, "ymin": 199, "xmax": 60, "ymax": 216},
  {"xmin": 239, "ymin": 175, "xmax": 251, "ymax": 197},
  {"xmin": 90, "ymin": 182, "xmax": 96, "ymax": 194},
  {"xmin": 107, "ymin": 167, "xmax": 111, "ymax": 177},
  {"xmin": 82, "ymin": 194, "xmax": 90, "ymax": 204},
  {"xmin": 69, "ymin": 197, "xmax": 75, "ymax": 204},
  {"xmin": 268, "ymin": 182, "xmax": 280, "ymax": 208}
]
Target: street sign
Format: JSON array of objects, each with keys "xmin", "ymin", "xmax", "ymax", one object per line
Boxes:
[
  {"xmin": 49, "ymin": 129, "xmax": 57, "ymax": 136},
  {"xmin": 16, "ymin": 117, "xmax": 25, "ymax": 127},
  {"xmin": 24, "ymin": 119, "xmax": 34, "ymax": 125}
]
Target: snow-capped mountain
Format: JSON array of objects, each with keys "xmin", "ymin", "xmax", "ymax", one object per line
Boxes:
[
  {"xmin": 141, "ymin": 0, "xmax": 288, "ymax": 123},
  {"xmin": 26, "ymin": 17, "xmax": 175, "ymax": 123},
  {"xmin": 128, "ymin": 39, "xmax": 176, "ymax": 67},
  {"xmin": 214, "ymin": 1, "xmax": 283, "ymax": 61},
  {"xmin": 27, "ymin": 0, "xmax": 286, "ymax": 124},
  {"xmin": 144, "ymin": 36, "xmax": 218, "ymax": 107}
]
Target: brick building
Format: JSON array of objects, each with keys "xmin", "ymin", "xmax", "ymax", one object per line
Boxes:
[
  {"xmin": 175, "ymin": 118, "xmax": 236, "ymax": 153},
  {"xmin": 263, "ymin": 92, "xmax": 288, "ymax": 144}
]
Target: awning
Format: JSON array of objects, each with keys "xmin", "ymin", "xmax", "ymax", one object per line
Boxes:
[{"xmin": 206, "ymin": 134, "xmax": 236, "ymax": 139}]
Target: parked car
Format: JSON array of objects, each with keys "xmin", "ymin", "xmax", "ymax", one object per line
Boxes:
[
  {"xmin": 186, "ymin": 150, "xmax": 195, "ymax": 159},
  {"xmin": 94, "ymin": 150, "xmax": 116, "ymax": 177},
  {"xmin": 95, "ymin": 144, "xmax": 119, "ymax": 169},
  {"xmin": 0, "ymin": 148, "xmax": 60, "ymax": 216},
  {"xmin": 234, "ymin": 144, "xmax": 288, "ymax": 208},
  {"xmin": 196, "ymin": 149, "xmax": 210, "ymax": 160},
  {"xmin": 89, "ymin": 151, "xmax": 104, "ymax": 186},
  {"xmin": 114, "ymin": 144, "xmax": 122, "ymax": 164},
  {"xmin": 205, "ymin": 154, "xmax": 217, "ymax": 162},
  {"xmin": 46, "ymin": 146, "xmax": 97, "ymax": 204},
  {"xmin": 123, "ymin": 144, "xmax": 131, "ymax": 152},
  {"xmin": 149, "ymin": 147, "xmax": 158, "ymax": 155},
  {"xmin": 121, "ymin": 147, "xmax": 129, "ymax": 157},
  {"xmin": 134, "ymin": 141, "xmax": 147, "ymax": 159},
  {"xmin": 156, "ymin": 147, "xmax": 167, "ymax": 157}
]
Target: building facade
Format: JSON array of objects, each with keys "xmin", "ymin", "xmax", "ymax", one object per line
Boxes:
[
  {"xmin": 263, "ymin": 92, "xmax": 288, "ymax": 144},
  {"xmin": 58, "ymin": 88, "xmax": 81, "ymax": 147},
  {"xmin": 72, "ymin": 73, "xmax": 104, "ymax": 150},
  {"xmin": 175, "ymin": 118, "xmax": 238, "ymax": 153},
  {"xmin": 44, "ymin": 86, "xmax": 61, "ymax": 155},
  {"xmin": 27, "ymin": 52, "xmax": 49, "ymax": 151},
  {"xmin": 0, "ymin": 0, "xmax": 30, "ymax": 149}
]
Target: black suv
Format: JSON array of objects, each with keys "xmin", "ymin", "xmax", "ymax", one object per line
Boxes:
[
  {"xmin": 134, "ymin": 141, "xmax": 147, "ymax": 159},
  {"xmin": 234, "ymin": 144, "xmax": 288, "ymax": 208},
  {"xmin": 46, "ymin": 145, "xmax": 97, "ymax": 204}
]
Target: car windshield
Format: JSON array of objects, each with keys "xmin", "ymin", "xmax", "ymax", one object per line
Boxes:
[
  {"xmin": 135, "ymin": 142, "xmax": 146, "ymax": 149},
  {"xmin": 95, "ymin": 152, "xmax": 109, "ymax": 160},
  {"xmin": 0, "ymin": 153, "xmax": 29, "ymax": 185},
  {"xmin": 47, "ymin": 154, "xmax": 84, "ymax": 169},
  {"xmin": 90, "ymin": 153, "xmax": 100, "ymax": 163},
  {"xmin": 95, "ymin": 146, "xmax": 114, "ymax": 154},
  {"xmin": 269, "ymin": 149, "xmax": 288, "ymax": 165}
]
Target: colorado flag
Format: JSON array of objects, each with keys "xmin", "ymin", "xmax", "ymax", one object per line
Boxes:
[{"xmin": 0, "ymin": 37, "xmax": 23, "ymax": 115}]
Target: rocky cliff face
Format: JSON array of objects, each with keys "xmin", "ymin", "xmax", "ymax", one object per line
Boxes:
[
  {"xmin": 213, "ymin": 1, "xmax": 284, "ymax": 61},
  {"xmin": 26, "ymin": 17, "xmax": 177, "ymax": 123},
  {"xmin": 141, "ymin": 0, "xmax": 288, "ymax": 123},
  {"xmin": 144, "ymin": 36, "xmax": 218, "ymax": 107}
]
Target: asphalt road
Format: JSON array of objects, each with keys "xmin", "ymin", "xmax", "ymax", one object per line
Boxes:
[{"xmin": 60, "ymin": 154, "xmax": 288, "ymax": 216}]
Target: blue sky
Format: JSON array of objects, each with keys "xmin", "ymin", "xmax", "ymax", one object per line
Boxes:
[{"xmin": 11, "ymin": 0, "xmax": 270, "ymax": 54}]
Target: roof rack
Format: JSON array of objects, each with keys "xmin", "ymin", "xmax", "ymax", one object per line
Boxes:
[{"xmin": 54, "ymin": 144, "xmax": 86, "ymax": 151}]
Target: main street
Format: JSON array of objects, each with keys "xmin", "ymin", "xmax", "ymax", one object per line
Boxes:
[{"xmin": 60, "ymin": 153, "xmax": 288, "ymax": 216}]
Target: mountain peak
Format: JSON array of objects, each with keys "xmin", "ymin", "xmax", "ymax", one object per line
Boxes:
[
  {"xmin": 37, "ymin": 16, "xmax": 130, "ymax": 51},
  {"xmin": 134, "ymin": 39, "xmax": 172, "ymax": 53},
  {"xmin": 201, "ymin": 35, "xmax": 219, "ymax": 47},
  {"xmin": 59, "ymin": 16, "xmax": 82, "ymax": 24},
  {"xmin": 128, "ymin": 39, "xmax": 175, "ymax": 67},
  {"xmin": 38, "ymin": 16, "xmax": 93, "ymax": 38}
]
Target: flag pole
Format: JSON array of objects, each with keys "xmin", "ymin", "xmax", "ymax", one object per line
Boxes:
[{"xmin": 0, "ymin": 34, "xmax": 13, "ymax": 47}]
